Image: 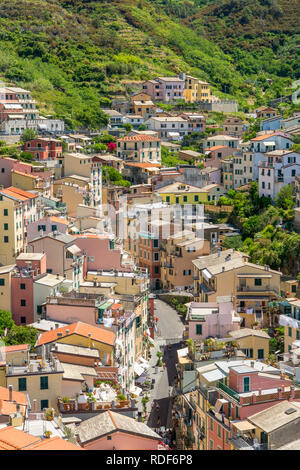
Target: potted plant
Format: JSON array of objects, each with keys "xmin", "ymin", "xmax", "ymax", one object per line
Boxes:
[
  {"xmin": 45, "ymin": 408, "xmax": 54, "ymax": 421},
  {"xmin": 62, "ymin": 396, "xmax": 70, "ymax": 411},
  {"xmin": 44, "ymin": 430, "xmax": 52, "ymax": 439}
]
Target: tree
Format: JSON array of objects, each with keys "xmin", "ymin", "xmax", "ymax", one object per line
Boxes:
[
  {"xmin": 123, "ymin": 123, "xmax": 133, "ymax": 132},
  {"xmin": 138, "ymin": 124, "xmax": 147, "ymax": 131},
  {"xmin": 0, "ymin": 310, "xmax": 14, "ymax": 336},
  {"xmin": 21, "ymin": 128, "xmax": 37, "ymax": 142},
  {"xmin": 275, "ymin": 185, "xmax": 294, "ymax": 210},
  {"xmin": 4, "ymin": 325, "xmax": 38, "ymax": 351}
]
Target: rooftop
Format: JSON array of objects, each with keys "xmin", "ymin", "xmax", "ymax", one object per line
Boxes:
[
  {"xmin": 228, "ymin": 328, "xmax": 270, "ymax": 340},
  {"xmin": 16, "ymin": 253, "xmax": 45, "ymax": 261},
  {"xmin": 248, "ymin": 401, "xmax": 300, "ymax": 433},
  {"xmin": 77, "ymin": 410, "xmax": 160, "ymax": 444},
  {"xmin": 36, "ymin": 321, "xmax": 116, "ymax": 348},
  {"xmin": 51, "ymin": 343, "xmax": 100, "ymax": 358},
  {"xmin": 0, "ymin": 186, "xmax": 38, "ymax": 201}
]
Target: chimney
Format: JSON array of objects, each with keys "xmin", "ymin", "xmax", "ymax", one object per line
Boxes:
[
  {"xmin": 222, "ymin": 266, "xmax": 225, "ymax": 272},
  {"xmin": 29, "ymin": 362, "xmax": 34, "ymax": 372},
  {"xmin": 252, "ymin": 393, "xmax": 257, "ymax": 404},
  {"xmin": 32, "ymin": 399, "xmax": 37, "ymax": 413},
  {"xmin": 250, "ymin": 361, "xmax": 255, "ymax": 368},
  {"xmin": 56, "ymin": 273, "xmax": 59, "ymax": 279},
  {"xmin": 16, "ymin": 404, "xmax": 20, "ymax": 412},
  {"xmin": 42, "ymin": 344, "xmax": 46, "ymax": 363},
  {"xmin": 278, "ymin": 387, "xmax": 283, "ymax": 399},
  {"xmin": 8, "ymin": 385, "xmax": 13, "ymax": 402},
  {"xmin": 55, "ymin": 324, "xmax": 59, "ymax": 329},
  {"xmin": 290, "ymin": 386, "xmax": 295, "ymax": 400},
  {"xmin": 258, "ymin": 388, "xmax": 262, "ymax": 396}
]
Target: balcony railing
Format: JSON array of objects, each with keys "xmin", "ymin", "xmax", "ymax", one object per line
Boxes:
[{"xmin": 218, "ymin": 381, "xmax": 240, "ymax": 402}]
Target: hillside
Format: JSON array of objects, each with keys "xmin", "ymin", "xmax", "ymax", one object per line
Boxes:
[{"xmin": 0, "ymin": 0, "xmax": 298, "ymax": 128}]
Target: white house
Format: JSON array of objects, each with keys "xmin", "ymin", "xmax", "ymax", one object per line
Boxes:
[{"xmin": 144, "ymin": 116, "xmax": 189, "ymax": 140}]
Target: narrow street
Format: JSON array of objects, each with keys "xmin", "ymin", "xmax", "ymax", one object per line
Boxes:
[{"xmin": 137, "ymin": 298, "xmax": 185, "ymax": 436}]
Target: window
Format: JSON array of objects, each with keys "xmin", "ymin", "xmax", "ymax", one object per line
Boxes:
[
  {"xmin": 154, "ymin": 252, "xmax": 159, "ymax": 261},
  {"xmin": 3, "ymin": 209, "xmax": 8, "ymax": 216},
  {"xmin": 0, "ymin": 279, "xmax": 4, "ymax": 286},
  {"xmin": 217, "ymin": 424, "xmax": 221, "ymax": 438},
  {"xmin": 107, "ymin": 436, "xmax": 112, "ymax": 440},
  {"xmin": 225, "ymin": 431, "xmax": 229, "ymax": 445},
  {"xmin": 51, "ymin": 225, "xmax": 57, "ymax": 231},
  {"xmin": 153, "ymin": 239, "xmax": 159, "ymax": 248},
  {"xmin": 4, "ymin": 236, "xmax": 8, "ymax": 243},
  {"xmin": 258, "ymin": 349, "xmax": 264, "ymax": 359},
  {"xmin": 41, "ymin": 399, "xmax": 49, "ymax": 410},
  {"xmin": 46, "ymin": 269, "xmax": 53, "ymax": 274},
  {"xmin": 20, "ymin": 299, "xmax": 26, "ymax": 307},
  {"xmin": 194, "ymin": 195, "xmax": 199, "ymax": 202},
  {"xmin": 4, "ymin": 223, "xmax": 8, "ymax": 230},
  {"xmin": 243, "ymin": 376, "xmax": 250, "ymax": 392},
  {"xmin": 210, "ymin": 440, "xmax": 214, "ymax": 450},
  {"xmin": 40, "ymin": 376, "xmax": 48, "ymax": 390},
  {"xmin": 20, "ymin": 283, "xmax": 26, "ymax": 290},
  {"xmin": 254, "ymin": 278, "xmax": 262, "ymax": 286},
  {"xmin": 18, "ymin": 378, "xmax": 27, "ymax": 391},
  {"xmin": 166, "ymin": 196, "xmax": 170, "ymax": 203},
  {"xmin": 288, "ymin": 327, "xmax": 292, "ymax": 337},
  {"xmin": 196, "ymin": 324, "xmax": 202, "ymax": 336},
  {"xmin": 20, "ymin": 316, "xmax": 26, "ymax": 324},
  {"xmin": 210, "ymin": 417, "xmax": 213, "ymax": 431}
]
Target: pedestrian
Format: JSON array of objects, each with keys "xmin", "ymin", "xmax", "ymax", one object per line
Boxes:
[
  {"xmin": 156, "ymin": 402, "xmax": 160, "ymax": 412},
  {"xmin": 163, "ymin": 362, "xmax": 166, "ymax": 370}
]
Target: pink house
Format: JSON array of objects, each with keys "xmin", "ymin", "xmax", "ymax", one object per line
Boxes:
[
  {"xmin": 77, "ymin": 410, "xmax": 162, "ymax": 450},
  {"xmin": 186, "ymin": 301, "xmax": 241, "ymax": 340},
  {"xmin": 27, "ymin": 216, "xmax": 69, "ymax": 242},
  {"xmin": 203, "ymin": 146, "xmax": 234, "ymax": 169},
  {"xmin": 11, "ymin": 253, "xmax": 46, "ymax": 326},
  {"xmin": 74, "ymin": 234, "xmax": 132, "ymax": 272},
  {"xmin": 0, "ymin": 158, "xmax": 36, "ymax": 188}
]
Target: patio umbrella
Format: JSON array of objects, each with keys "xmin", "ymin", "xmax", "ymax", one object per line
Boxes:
[{"xmin": 135, "ymin": 373, "xmax": 148, "ymax": 384}]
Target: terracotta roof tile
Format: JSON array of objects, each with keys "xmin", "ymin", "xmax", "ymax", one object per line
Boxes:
[
  {"xmin": 0, "ymin": 186, "xmax": 38, "ymax": 200},
  {"xmin": 0, "ymin": 387, "xmax": 28, "ymax": 406},
  {"xmin": 36, "ymin": 321, "xmax": 116, "ymax": 347},
  {"xmin": 117, "ymin": 135, "xmax": 160, "ymax": 142},
  {"xmin": 0, "ymin": 426, "xmax": 40, "ymax": 450},
  {"xmin": 25, "ymin": 436, "xmax": 83, "ymax": 450},
  {"xmin": 50, "ymin": 216, "xmax": 69, "ymax": 226},
  {"xmin": 3, "ymin": 344, "xmax": 30, "ymax": 353}
]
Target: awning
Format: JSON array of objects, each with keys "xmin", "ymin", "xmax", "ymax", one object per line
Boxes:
[
  {"xmin": 203, "ymin": 268, "xmax": 212, "ymax": 281},
  {"xmin": 134, "ymin": 363, "xmax": 145, "ymax": 377},
  {"xmin": 66, "ymin": 244, "xmax": 82, "ymax": 256},
  {"xmin": 139, "ymin": 357, "xmax": 150, "ymax": 369},
  {"xmin": 214, "ymin": 398, "xmax": 228, "ymax": 413},
  {"xmin": 264, "ymin": 141, "xmax": 276, "ymax": 146},
  {"xmin": 232, "ymin": 420, "xmax": 256, "ymax": 432},
  {"xmin": 130, "ymin": 385, "xmax": 142, "ymax": 396}
]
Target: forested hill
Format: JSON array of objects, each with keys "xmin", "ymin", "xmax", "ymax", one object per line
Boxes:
[{"xmin": 0, "ymin": 0, "xmax": 298, "ymax": 128}]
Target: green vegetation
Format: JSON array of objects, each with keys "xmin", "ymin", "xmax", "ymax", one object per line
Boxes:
[
  {"xmin": 0, "ymin": 0, "xmax": 297, "ymax": 129},
  {"xmin": 222, "ymin": 182, "xmax": 300, "ymax": 276},
  {"xmin": 0, "ymin": 310, "xmax": 38, "ymax": 350},
  {"xmin": 102, "ymin": 165, "xmax": 131, "ymax": 187},
  {"xmin": 161, "ymin": 146, "xmax": 187, "ymax": 167}
]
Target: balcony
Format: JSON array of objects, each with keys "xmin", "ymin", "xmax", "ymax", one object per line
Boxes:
[
  {"xmin": 237, "ymin": 285, "xmax": 280, "ymax": 296},
  {"xmin": 218, "ymin": 381, "xmax": 240, "ymax": 402}
]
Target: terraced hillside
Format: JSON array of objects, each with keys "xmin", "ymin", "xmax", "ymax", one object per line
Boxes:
[{"xmin": 0, "ymin": 0, "xmax": 298, "ymax": 128}]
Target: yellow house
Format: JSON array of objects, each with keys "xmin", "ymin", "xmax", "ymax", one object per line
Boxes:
[
  {"xmin": 157, "ymin": 182, "xmax": 226, "ymax": 205},
  {"xmin": 184, "ymin": 75, "xmax": 211, "ymax": 103},
  {"xmin": 4, "ymin": 359, "xmax": 64, "ymax": 413},
  {"xmin": 192, "ymin": 249, "xmax": 282, "ymax": 328},
  {"xmin": 283, "ymin": 316, "xmax": 300, "ymax": 353},
  {"xmin": 228, "ymin": 328, "xmax": 270, "ymax": 360},
  {"xmin": 35, "ymin": 321, "xmax": 116, "ymax": 365},
  {"xmin": 0, "ymin": 264, "xmax": 15, "ymax": 312},
  {"xmin": 0, "ymin": 198, "xmax": 24, "ymax": 265}
]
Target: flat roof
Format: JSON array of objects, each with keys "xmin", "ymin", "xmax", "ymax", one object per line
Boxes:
[{"xmin": 248, "ymin": 401, "xmax": 300, "ymax": 433}]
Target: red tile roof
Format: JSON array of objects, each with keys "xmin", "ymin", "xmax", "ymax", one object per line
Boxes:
[
  {"xmin": 117, "ymin": 135, "xmax": 160, "ymax": 142},
  {"xmin": 25, "ymin": 435, "xmax": 83, "ymax": 450},
  {"xmin": 207, "ymin": 145, "xmax": 228, "ymax": 151},
  {"xmin": 250, "ymin": 132, "xmax": 291, "ymax": 142},
  {"xmin": 0, "ymin": 386, "xmax": 28, "ymax": 406},
  {"xmin": 124, "ymin": 162, "xmax": 161, "ymax": 169},
  {"xmin": 3, "ymin": 344, "xmax": 30, "ymax": 353},
  {"xmin": 0, "ymin": 186, "xmax": 38, "ymax": 201},
  {"xmin": 0, "ymin": 426, "xmax": 40, "ymax": 450},
  {"xmin": 36, "ymin": 321, "xmax": 116, "ymax": 347},
  {"xmin": 50, "ymin": 216, "xmax": 69, "ymax": 226}
]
